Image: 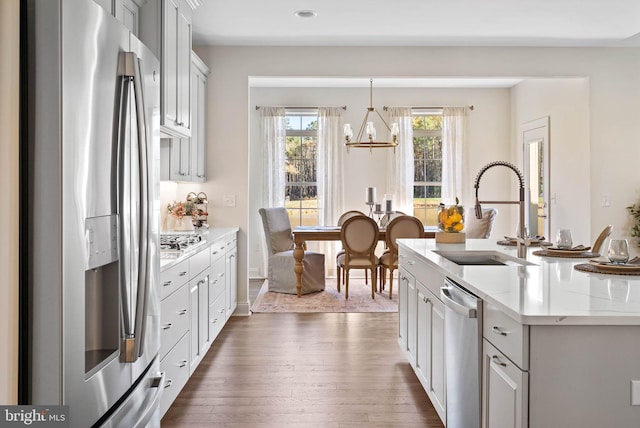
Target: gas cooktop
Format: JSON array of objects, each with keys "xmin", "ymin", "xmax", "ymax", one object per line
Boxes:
[{"xmin": 160, "ymin": 232, "xmax": 207, "ymax": 259}]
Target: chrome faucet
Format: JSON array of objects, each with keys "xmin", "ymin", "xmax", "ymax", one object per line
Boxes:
[{"xmin": 474, "ymin": 161, "xmax": 527, "ymax": 258}]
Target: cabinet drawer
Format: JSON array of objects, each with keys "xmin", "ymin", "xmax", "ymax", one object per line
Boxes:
[
  {"xmin": 398, "ymin": 249, "xmax": 444, "ymax": 299},
  {"xmin": 209, "ymin": 255, "xmax": 226, "ymax": 302},
  {"xmin": 160, "ymin": 259, "xmax": 189, "ymax": 300},
  {"xmin": 189, "ymin": 247, "xmax": 210, "ymax": 278},
  {"xmin": 208, "ymin": 292, "xmax": 226, "ymax": 343},
  {"xmin": 160, "ymin": 284, "xmax": 190, "ymax": 360},
  {"xmin": 483, "ymin": 302, "xmax": 529, "ymax": 370},
  {"xmin": 210, "ymin": 237, "xmax": 227, "ymax": 261},
  {"xmin": 160, "ymin": 332, "xmax": 190, "ymax": 418}
]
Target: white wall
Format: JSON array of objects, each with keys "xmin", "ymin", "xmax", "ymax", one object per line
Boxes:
[
  {"xmin": 248, "ymin": 86, "xmax": 512, "ymax": 277},
  {"xmin": 1, "ymin": 0, "xmax": 20, "ymax": 405},
  {"xmin": 511, "ymin": 78, "xmax": 591, "ymax": 245},
  {"xmin": 190, "ymin": 45, "xmax": 640, "ymax": 315}
]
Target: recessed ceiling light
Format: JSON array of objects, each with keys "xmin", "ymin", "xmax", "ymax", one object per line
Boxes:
[{"xmin": 294, "ymin": 10, "xmax": 317, "ymax": 19}]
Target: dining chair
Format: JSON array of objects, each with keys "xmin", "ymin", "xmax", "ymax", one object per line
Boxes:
[
  {"xmin": 379, "ymin": 211, "xmax": 406, "ymax": 228},
  {"xmin": 379, "ymin": 215, "xmax": 425, "ymax": 299},
  {"xmin": 465, "ymin": 208, "xmax": 498, "ymax": 239},
  {"xmin": 258, "ymin": 207, "xmax": 325, "ymax": 294},
  {"xmin": 336, "ymin": 210, "xmax": 366, "ymax": 288},
  {"xmin": 591, "ymin": 224, "xmax": 614, "ymax": 255},
  {"xmin": 337, "ymin": 215, "xmax": 379, "ymax": 299}
]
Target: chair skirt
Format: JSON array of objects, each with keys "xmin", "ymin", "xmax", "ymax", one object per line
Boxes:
[{"xmin": 268, "ymin": 250, "xmax": 325, "ymax": 294}]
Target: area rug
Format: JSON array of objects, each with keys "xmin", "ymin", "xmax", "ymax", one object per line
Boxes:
[{"xmin": 251, "ymin": 278, "xmax": 398, "ymax": 313}]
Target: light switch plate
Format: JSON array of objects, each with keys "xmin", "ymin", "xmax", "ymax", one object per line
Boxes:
[
  {"xmin": 223, "ymin": 195, "xmax": 236, "ymax": 207},
  {"xmin": 632, "ymin": 380, "xmax": 640, "ymax": 405}
]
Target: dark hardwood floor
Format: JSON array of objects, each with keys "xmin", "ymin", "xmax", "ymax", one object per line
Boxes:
[{"xmin": 162, "ymin": 311, "xmax": 444, "ymax": 428}]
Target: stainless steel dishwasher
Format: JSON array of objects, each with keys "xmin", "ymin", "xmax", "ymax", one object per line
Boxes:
[{"xmin": 441, "ymin": 277, "xmax": 483, "ymax": 428}]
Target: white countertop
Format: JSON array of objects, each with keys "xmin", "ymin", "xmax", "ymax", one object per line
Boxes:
[
  {"xmin": 159, "ymin": 227, "xmax": 239, "ymax": 271},
  {"xmin": 398, "ymin": 239, "xmax": 640, "ymax": 326}
]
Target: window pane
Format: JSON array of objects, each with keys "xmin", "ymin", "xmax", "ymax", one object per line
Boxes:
[
  {"xmin": 286, "ymin": 115, "xmax": 302, "ymax": 130},
  {"xmin": 298, "ymin": 159, "xmax": 317, "ymax": 183},
  {"xmin": 286, "ymin": 136, "xmax": 301, "ymax": 159},
  {"xmin": 302, "ymin": 116, "xmax": 318, "ymax": 130},
  {"xmin": 425, "ymin": 160, "xmax": 442, "ymax": 182}
]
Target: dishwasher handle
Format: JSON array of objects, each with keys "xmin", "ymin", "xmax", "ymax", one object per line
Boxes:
[{"xmin": 441, "ymin": 287, "xmax": 477, "ymax": 318}]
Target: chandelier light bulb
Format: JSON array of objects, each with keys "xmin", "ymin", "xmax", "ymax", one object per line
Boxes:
[{"xmin": 344, "ymin": 123, "xmax": 353, "ymax": 140}]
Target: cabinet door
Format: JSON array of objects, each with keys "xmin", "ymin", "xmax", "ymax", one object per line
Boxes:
[
  {"xmin": 198, "ymin": 273, "xmax": 209, "ymax": 356},
  {"xmin": 162, "ymin": 0, "xmax": 179, "ymax": 130},
  {"xmin": 225, "ymin": 245, "xmax": 237, "ymax": 318},
  {"xmin": 177, "ymin": 8, "xmax": 191, "ymax": 131},
  {"xmin": 398, "ymin": 267, "xmax": 409, "ymax": 351},
  {"xmin": 115, "ymin": 0, "xmax": 139, "ymax": 35},
  {"xmin": 168, "ymin": 137, "xmax": 191, "ymax": 181},
  {"xmin": 189, "ymin": 281, "xmax": 199, "ymax": 372},
  {"xmin": 190, "ymin": 63, "xmax": 207, "ymax": 182},
  {"xmin": 415, "ymin": 282, "xmax": 432, "ymax": 389},
  {"xmin": 429, "ymin": 291, "xmax": 447, "ymax": 424},
  {"xmin": 406, "ymin": 271, "xmax": 417, "ymax": 366},
  {"xmin": 482, "ymin": 339, "xmax": 528, "ymax": 428}
]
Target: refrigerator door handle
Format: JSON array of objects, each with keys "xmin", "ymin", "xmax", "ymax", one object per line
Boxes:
[
  {"xmin": 118, "ymin": 52, "xmax": 151, "ymax": 362},
  {"xmin": 100, "ymin": 370, "xmax": 165, "ymax": 428},
  {"xmin": 131, "ymin": 52, "xmax": 151, "ymax": 360}
]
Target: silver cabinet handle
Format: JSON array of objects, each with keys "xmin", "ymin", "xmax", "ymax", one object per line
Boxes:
[
  {"xmin": 179, "ymin": 271, "xmax": 187, "ymax": 277},
  {"xmin": 219, "ymin": 308, "xmax": 225, "ymax": 314},
  {"xmin": 197, "ymin": 279, "xmax": 206, "ymax": 286},
  {"xmin": 492, "ymin": 355, "xmax": 507, "ymax": 367},
  {"xmin": 423, "ymin": 296, "xmax": 430, "ymax": 303},
  {"xmin": 164, "ymin": 379, "xmax": 173, "ymax": 388},
  {"xmin": 178, "ymin": 309, "xmax": 187, "ymax": 315},
  {"xmin": 163, "ymin": 280, "xmax": 172, "ymax": 287},
  {"xmin": 178, "ymin": 360, "xmax": 187, "ymax": 368},
  {"xmin": 211, "ymin": 318, "xmax": 218, "ymax": 324},
  {"xmin": 406, "ymin": 260, "xmax": 416, "ymax": 265},
  {"xmin": 212, "ymin": 250, "xmax": 218, "ymax": 255},
  {"xmin": 162, "ymin": 323, "xmax": 173, "ymax": 330},
  {"xmin": 219, "ymin": 273, "xmax": 224, "ymax": 278},
  {"xmin": 492, "ymin": 326, "xmax": 508, "ymax": 336}
]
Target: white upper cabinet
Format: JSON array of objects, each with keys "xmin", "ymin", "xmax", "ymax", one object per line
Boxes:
[
  {"xmin": 190, "ymin": 52, "xmax": 209, "ymax": 182},
  {"xmin": 140, "ymin": 0, "xmax": 195, "ymax": 139}
]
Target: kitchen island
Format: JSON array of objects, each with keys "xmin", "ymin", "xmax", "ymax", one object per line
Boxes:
[{"xmin": 397, "ymin": 238, "xmax": 640, "ymax": 428}]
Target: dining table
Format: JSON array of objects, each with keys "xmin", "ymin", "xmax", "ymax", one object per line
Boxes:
[{"xmin": 292, "ymin": 225, "xmax": 437, "ymax": 297}]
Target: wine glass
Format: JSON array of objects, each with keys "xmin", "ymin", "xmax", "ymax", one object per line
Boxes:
[
  {"xmin": 555, "ymin": 229, "xmax": 572, "ymax": 249},
  {"xmin": 608, "ymin": 239, "xmax": 630, "ymax": 265}
]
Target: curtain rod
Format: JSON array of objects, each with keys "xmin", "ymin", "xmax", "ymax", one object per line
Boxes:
[
  {"xmin": 255, "ymin": 105, "xmax": 347, "ymax": 110},
  {"xmin": 383, "ymin": 105, "xmax": 474, "ymax": 111}
]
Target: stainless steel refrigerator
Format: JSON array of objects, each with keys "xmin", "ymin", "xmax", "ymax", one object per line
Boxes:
[{"xmin": 22, "ymin": 0, "xmax": 163, "ymax": 426}]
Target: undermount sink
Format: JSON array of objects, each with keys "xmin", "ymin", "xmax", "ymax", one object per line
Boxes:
[{"xmin": 434, "ymin": 250, "xmax": 536, "ymax": 266}]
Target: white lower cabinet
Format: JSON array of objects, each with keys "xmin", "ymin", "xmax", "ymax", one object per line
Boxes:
[
  {"xmin": 482, "ymin": 339, "xmax": 528, "ymax": 428},
  {"xmin": 160, "ymin": 229, "xmax": 238, "ymax": 418},
  {"xmin": 398, "ymin": 252, "xmax": 446, "ymax": 425}
]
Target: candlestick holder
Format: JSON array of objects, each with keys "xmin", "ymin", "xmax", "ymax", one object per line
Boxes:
[{"xmin": 366, "ymin": 202, "xmax": 375, "ymax": 218}]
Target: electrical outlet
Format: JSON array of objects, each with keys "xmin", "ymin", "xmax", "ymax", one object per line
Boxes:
[
  {"xmin": 632, "ymin": 380, "xmax": 640, "ymax": 405},
  {"xmin": 223, "ymin": 195, "xmax": 236, "ymax": 207}
]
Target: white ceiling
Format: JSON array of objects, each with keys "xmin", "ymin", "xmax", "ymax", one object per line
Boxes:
[{"xmin": 192, "ymin": 0, "xmax": 640, "ymax": 47}]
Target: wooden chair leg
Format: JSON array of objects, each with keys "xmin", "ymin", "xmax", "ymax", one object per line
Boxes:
[
  {"xmin": 389, "ymin": 268, "xmax": 394, "ymax": 299},
  {"xmin": 371, "ymin": 267, "xmax": 376, "ymax": 299},
  {"xmin": 345, "ymin": 269, "xmax": 350, "ymax": 300},
  {"xmin": 365, "ymin": 269, "xmax": 368, "ymax": 285},
  {"xmin": 337, "ymin": 265, "xmax": 341, "ymax": 292}
]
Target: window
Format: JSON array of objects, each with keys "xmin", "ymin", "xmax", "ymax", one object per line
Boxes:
[
  {"xmin": 412, "ymin": 110, "xmax": 443, "ymax": 226},
  {"xmin": 285, "ymin": 110, "xmax": 318, "ymax": 227}
]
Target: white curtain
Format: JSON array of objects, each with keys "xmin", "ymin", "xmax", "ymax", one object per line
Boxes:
[
  {"xmin": 386, "ymin": 107, "xmax": 414, "ymax": 214},
  {"xmin": 260, "ymin": 107, "xmax": 286, "ymax": 207},
  {"xmin": 317, "ymin": 107, "xmax": 345, "ymax": 276},
  {"xmin": 442, "ymin": 107, "xmax": 468, "ymax": 205}
]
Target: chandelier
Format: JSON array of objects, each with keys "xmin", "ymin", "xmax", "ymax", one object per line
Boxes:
[{"xmin": 343, "ymin": 78, "xmax": 399, "ymax": 153}]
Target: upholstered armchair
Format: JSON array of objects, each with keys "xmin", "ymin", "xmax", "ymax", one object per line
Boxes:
[{"xmin": 258, "ymin": 207, "xmax": 325, "ymax": 294}]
